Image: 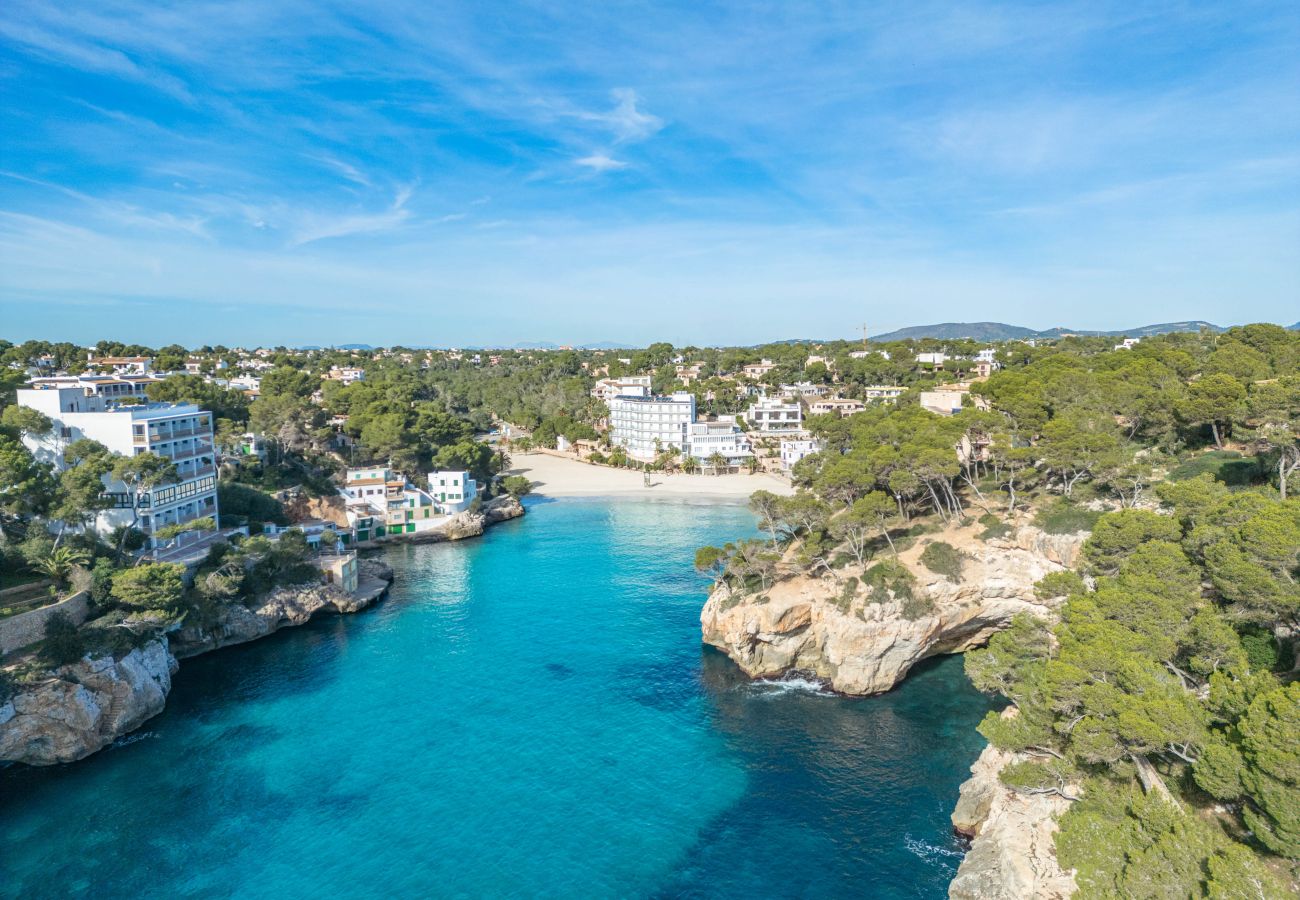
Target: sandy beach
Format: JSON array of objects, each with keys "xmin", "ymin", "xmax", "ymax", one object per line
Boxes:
[{"xmin": 508, "ymin": 451, "xmax": 795, "ymax": 500}]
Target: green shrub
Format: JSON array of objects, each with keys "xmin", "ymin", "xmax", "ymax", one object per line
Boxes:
[
  {"xmin": 501, "ymin": 475, "xmax": 531, "ymax": 498},
  {"xmin": 216, "ymin": 482, "xmax": 289, "ymax": 527},
  {"xmin": 835, "ymin": 577, "xmax": 859, "ymax": 612},
  {"xmin": 0, "ymin": 669, "xmax": 14, "ymax": 704},
  {"xmin": 40, "ymin": 611, "xmax": 86, "ymax": 666},
  {"xmin": 1238, "ymin": 626, "xmax": 1293, "ymax": 673},
  {"xmin": 900, "ymin": 592, "xmax": 935, "ymax": 621},
  {"xmin": 1034, "ymin": 570, "xmax": 1085, "ymax": 600},
  {"xmin": 978, "ymin": 512, "xmax": 1012, "ymax": 540},
  {"xmin": 1168, "ymin": 450, "xmax": 1261, "ymax": 486},
  {"xmin": 919, "ymin": 541, "xmax": 964, "ymax": 582},
  {"xmin": 861, "ymin": 559, "xmax": 913, "ymax": 599},
  {"xmin": 1033, "ymin": 499, "xmax": 1102, "ymax": 535}
]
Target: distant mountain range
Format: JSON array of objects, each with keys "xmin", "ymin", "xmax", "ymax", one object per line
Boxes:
[
  {"xmin": 869, "ymin": 321, "xmax": 1227, "ymax": 342},
  {"xmin": 1290, "ymin": 322, "xmax": 1300, "ymax": 331}
]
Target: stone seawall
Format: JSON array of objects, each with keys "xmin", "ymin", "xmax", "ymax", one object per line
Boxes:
[{"xmin": 0, "ymin": 591, "xmax": 90, "ymax": 657}]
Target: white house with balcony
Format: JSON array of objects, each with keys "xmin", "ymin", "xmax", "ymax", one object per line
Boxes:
[
  {"xmin": 609, "ymin": 391, "xmax": 696, "ymax": 460},
  {"xmin": 745, "ymin": 396, "xmax": 803, "ymax": 433},
  {"xmin": 17, "ymin": 386, "xmax": 218, "ymax": 545},
  {"xmin": 684, "ymin": 417, "xmax": 752, "ymax": 467}
]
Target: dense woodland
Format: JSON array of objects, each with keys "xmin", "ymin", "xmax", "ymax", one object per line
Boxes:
[{"xmin": 693, "ymin": 324, "xmax": 1300, "ymax": 897}]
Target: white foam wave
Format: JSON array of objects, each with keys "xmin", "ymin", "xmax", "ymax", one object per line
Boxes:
[
  {"xmin": 904, "ymin": 834, "xmax": 966, "ymax": 863},
  {"xmin": 748, "ymin": 676, "xmax": 835, "ymax": 696},
  {"xmin": 109, "ymin": 732, "xmax": 157, "ymax": 749}
]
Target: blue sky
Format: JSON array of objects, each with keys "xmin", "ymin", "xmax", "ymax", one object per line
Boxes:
[{"xmin": 1, "ymin": 1, "xmax": 1297, "ymax": 347}]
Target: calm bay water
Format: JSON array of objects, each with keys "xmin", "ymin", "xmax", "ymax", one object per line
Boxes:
[{"xmin": 1, "ymin": 498, "xmax": 992, "ymax": 899}]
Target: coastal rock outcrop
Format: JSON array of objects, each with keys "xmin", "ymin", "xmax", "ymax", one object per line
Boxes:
[
  {"xmin": 701, "ymin": 524, "xmax": 1085, "ymax": 695},
  {"xmin": 171, "ymin": 565, "xmax": 394, "ymax": 658},
  {"xmin": 0, "ymin": 639, "xmax": 176, "ymax": 766},
  {"xmin": 949, "ymin": 740, "xmax": 1077, "ymax": 899}
]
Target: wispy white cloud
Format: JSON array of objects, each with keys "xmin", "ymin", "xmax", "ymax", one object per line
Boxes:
[{"xmin": 575, "ymin": 154, "xmax": 629, "ymax": 172}]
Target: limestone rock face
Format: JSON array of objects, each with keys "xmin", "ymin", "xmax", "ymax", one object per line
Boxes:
[
  {"xmin": 701, "ymin": 525, "xmax": 1086, "ymax": 695},
  {"xmin": 0, "ymin": 639, "xmax": 177, "ymax": 766},
  {"xmin": 484, "ymin": 494, "xmax": 525, "ymax": 525},
  {"xmin": 949, "ymin": 742, "xmax": 1077, "ymax": 899},
  {"xmin": 171, "ymin": 568, "xmax": 394, "ymax": 658}
]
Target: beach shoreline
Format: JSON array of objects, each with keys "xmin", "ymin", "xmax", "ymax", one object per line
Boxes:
[{"xmin": 507, "ymin": 451, "xmax": 795, "ymax": 500}]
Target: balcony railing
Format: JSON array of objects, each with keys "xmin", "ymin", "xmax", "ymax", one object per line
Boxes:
[{"xmin": 165, "ymin": 444, "xmax": 214, "ymax": 463}]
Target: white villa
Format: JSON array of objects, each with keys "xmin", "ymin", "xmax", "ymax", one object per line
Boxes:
[
  {"xmin": 427, "ymin": 470, "xmax": 477, "ymax": 514},
  {"xmin": 18, "ymin": 386, "xmax": 218, "ymax": 546},
  {"xmin": 780, "ymin": 438, "xmax": 823, "ymax": 470},
  {"xmin": 745, "ymin": 396, "xmax": 803, "ymax": 433}
]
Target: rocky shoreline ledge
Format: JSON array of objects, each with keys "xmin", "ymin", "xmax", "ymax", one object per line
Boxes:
[
  {"xmin": 700, "ymin": 522, "xmax": 1089, "ymax": 898},
  {"xmin": 949, "ymin": 718, "xmax": 1078, "ymax": 899},
  {"xmin": 701, "ymin": 524, "xmax": 1085, "ymax": 695},
  {"xmin": 0, "ymin": 496, "xmax": 525, "ymax": 768},
  {"xmin": 0, "ymin": 558, "xmax": 395, "ymax": 767}
]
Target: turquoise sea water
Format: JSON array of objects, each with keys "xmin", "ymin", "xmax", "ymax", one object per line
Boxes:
[{"xmin": 1, "ymin": 498, "xmax": 993, "ymax": 899}]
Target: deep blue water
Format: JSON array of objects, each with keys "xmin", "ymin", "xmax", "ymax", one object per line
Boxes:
[{"xmin": 1, "ymin": 498, "xmax": 992, "ymax": 899}]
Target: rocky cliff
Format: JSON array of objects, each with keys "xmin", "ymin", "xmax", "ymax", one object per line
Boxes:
[
  {"xmin": 1, "ymin": 558, "xmax": 396, "ymax": 766},
  {"xmin": 701, "ymin": 524, "xmax": 1085, "ymax": 695},
  {"xmin": 949, "ymin": 740, "xmax": 1077, "ymax": 899},
  {"xmin": 171, "ymin": 557, "xmax": 394, "ymax": 658},
  {"xmin": 0, "ymin": 639, "xmax": 176, "ymax": 766}
]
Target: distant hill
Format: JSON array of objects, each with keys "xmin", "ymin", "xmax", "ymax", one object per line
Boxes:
[
  {"xmin": 870, "ymin": 322, "xmax": 1041, "ymax": 342},
  {"xmin": 1289, "ymin": 322, "xmax": 1300, "ymax": 331},
  {"xmin": 337, "ymin": 343, "xmax": 374, "ymax": 350},
  {"xmin": 870, "ymin": 320, "xmax": 1226, "ymax": 342}
]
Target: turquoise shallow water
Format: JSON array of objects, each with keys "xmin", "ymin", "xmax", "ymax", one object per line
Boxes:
[{"xmin": 1, "ymin": 497, "xmax": 993, "ymax": 899}]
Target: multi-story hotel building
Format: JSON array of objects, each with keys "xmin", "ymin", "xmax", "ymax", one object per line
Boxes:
[
  {"xmin": 17, "ymin": 386, "xmax": 218, "ymax": 544},
  {"xmin": 608, "ymin": 391, "xmax": 696, "ymax": 460}
]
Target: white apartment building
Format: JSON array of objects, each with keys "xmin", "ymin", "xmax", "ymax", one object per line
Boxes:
[
  {"xmin": 609, "ymin": 392, "xmax": 696, "ymax": 460},
  {"xmin": 427, "ymin": 470, "xmax": 478, "ymax": 514},
  {"xmin": 18, "ymin": 387, "xmax": 218, "ymax": 544},
  {"xmin": 780, "ymin": 438, "xmax": 823, "ymax": 470},
  {"xmin": 684, "ymin": 417, "xmax": 752, "ymax": 465},
  {"xmin": 745, "ymin": 396, "xmax": 803, "ymax": 433},
  {"xmin": 916, "ymin": 352, "xmax": 949, "ymax": 368}
]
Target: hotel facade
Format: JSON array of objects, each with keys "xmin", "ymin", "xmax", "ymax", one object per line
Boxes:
[{"xmin": 18, "ymin": 386, "xmax": 219, "ymax": 544}]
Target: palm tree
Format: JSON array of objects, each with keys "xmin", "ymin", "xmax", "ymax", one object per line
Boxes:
[
  {"xmin": 708, "ymin": 451, "xmax": 728, "ymax": 476},
  {"xmin": 31, "ymin": 546, "xmax": 91, "ymax": 587}
]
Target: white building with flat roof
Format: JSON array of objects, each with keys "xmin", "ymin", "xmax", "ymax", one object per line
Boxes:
[
  {"xmin": 609, "ymin": 392, "xmax": 696, "ymax": 460},
  {"xmin": 746, "ymin": 396, "xmax": 803, "ymax": 433},
  {"xmin": 780, "ymin": 438, "xmax": 823, "ymax": 470},
  {"xmin": 684, "ymin": 417, "xmax": 752, "ymax": 466},
  {"xmin": 427, "ymin": 470, "xmax": 477, "ymax": 514},
  {"xmin": 591, "ymin": 375, "xmax": 652, "ymax": 402},
  {"xmin": 17, "ymin": 387, "xmax": 218, "ymax": 544}
]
